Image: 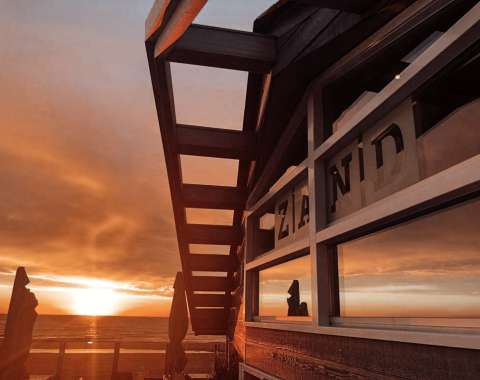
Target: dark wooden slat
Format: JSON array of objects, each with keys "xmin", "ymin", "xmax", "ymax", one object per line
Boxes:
[
  {"xmin": 186, "ymin": 224, "xmax": 243, "ymax": 245},
  {"xmin": 189, "ymin": 254, "xmax": 238, "ymax": 272},
  {"xmin": 191, "ymin": 293, "xmax": 231, "ymax": 307},
  {"xmin": 183, "ymin": 184, "xmax": 246, "ymax": 210},
  {"xmin": 193, "ymin": 320, "xmax": 228, "ymax": 332},
  {"xmin": 194, "ymin": 331, "xmax": 226, "ymax": 336},
  {"xmin": 191, "ymin": 308, "xmax": 229, "ymax": 320},
  {"xmin": 295, "ymin": 0, "xmax": 377, "ymax": 14},
  {"xmin": 193, "ymin": 329, "xmax": 226, "ymax": 336},
  {"xmin": 254, "ymin": 4, "xmax": 319, "ymax": 37},
  {"xmin": 274, "ymin": 9, "xmax": 340, "ymax": 74},
  {"xmin": 191, "ymin": 309, "xmax": 228, "ymax": 332},
  {"xmin": 165, "ymin": 24, "xmax": 276, "ymax": 73},
  {"xmin": 176, "ymin": 124, "xmax": 256, "ymax": 160},
  {"xmin": 190, "ymin": 276, "xmax": 232, "ymax": 291}
]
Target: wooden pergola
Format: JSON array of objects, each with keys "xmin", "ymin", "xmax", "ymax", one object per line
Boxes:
[{"xmin": 144, "ymin": 0, "xmax": 405, "ymax": 336}]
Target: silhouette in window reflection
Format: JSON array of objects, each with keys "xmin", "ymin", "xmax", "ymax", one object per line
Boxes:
[{"xmin": 287, "ymin": 280, "xmax": 309, "ymax": 316}]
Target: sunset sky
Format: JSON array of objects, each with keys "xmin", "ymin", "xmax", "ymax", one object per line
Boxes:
[
  {"xmin": 0, "ymin": 0, "xmax": 275, "ymax": 316},
  {"xmin": 2, "ymin": 0, "xmax": 479, "ymax": 320}
]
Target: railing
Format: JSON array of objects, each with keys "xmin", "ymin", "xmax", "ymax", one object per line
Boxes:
[{"xmin": 22, "ymin": 338, "xmax": 225, "ymax": 380}]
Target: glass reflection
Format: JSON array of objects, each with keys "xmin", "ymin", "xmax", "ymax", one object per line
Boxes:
[
  {"xmin": 338, "ymin": 197, "xmax": 480, "ymax": 318},
  {"xmin": 259, "ymin": 255, "xmax": 312, "ymax": 321}
]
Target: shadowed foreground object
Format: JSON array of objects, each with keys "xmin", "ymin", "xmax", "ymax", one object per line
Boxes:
[
  {"xmin": 0, "ymin": 267, "xmax": 38, "ymax": 380},
  {"xmin": 164, "ymin": 272, "xmax": 189, "ymax": 378}
]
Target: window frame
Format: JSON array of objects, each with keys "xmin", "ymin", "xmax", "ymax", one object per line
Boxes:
[{"xmin": 243, "ymin": 3, "xmax": 480, "ymax": 350}]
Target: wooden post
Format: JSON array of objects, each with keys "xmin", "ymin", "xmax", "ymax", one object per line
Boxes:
[
  {"xmin": 308, "ymin": 87, "xmax": 338, "ymax": 325},
  {"xmin": 226, "ymin": 336, "xmax": 230, "ymax": 371},
  {"xmin": 56, "ymin": 341, "xmax": 66, "ymax": 380},
  {"xmin": 111, "ymin": 342, "xmax": 121, "ymax": 380}
]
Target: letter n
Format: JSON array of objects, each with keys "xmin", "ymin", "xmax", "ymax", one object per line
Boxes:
[{"xmin": 329, "ymin": 153, "xmax": 352, "ymax": 213}]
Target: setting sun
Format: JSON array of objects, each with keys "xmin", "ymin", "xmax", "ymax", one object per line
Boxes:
[{"xmin": 71, "ymin": 288, "xmax": 120, "ymax": 316}]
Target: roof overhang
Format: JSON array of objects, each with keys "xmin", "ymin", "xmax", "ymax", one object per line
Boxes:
[{"xmin": 145, "ymin": 0, "xmax": 207, "ymax": 53}]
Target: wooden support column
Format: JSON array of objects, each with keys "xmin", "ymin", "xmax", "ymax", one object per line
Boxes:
[
  {"xmin": 145, "ymin": 45, "xmax": 196, "ymax": 321},
  {"xmin": 111, "ymin": 342, "xmax": 120, "ymax": 380},
  {"xmin": 307, "ymin": 87, "xmax": 338, "ymax": 326},
  {"xmin": 56, "ymin": 342, "xmax": 66, "ymax": 380}
]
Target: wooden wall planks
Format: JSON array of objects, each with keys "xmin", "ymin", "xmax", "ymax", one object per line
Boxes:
[{"xmin": 244, "ymin": 327, "xmax": 480, "ymax": 379}]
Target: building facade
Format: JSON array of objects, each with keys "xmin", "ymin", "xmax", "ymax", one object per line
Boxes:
[{"xmin": 146, "ymin": 1, "xmax": 480, "ymax": 378}]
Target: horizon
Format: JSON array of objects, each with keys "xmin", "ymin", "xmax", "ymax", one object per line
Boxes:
[{"xmin": 0, "ymin": 313, "xmax": 169, "ymax": 318}]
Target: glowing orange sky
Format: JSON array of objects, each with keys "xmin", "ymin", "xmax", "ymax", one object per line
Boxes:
[{"xmin": 0, "ymin": 0, "xmax": 275, "ymax": 316}]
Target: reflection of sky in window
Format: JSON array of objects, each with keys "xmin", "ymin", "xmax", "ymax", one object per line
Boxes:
[
  {"xmin": 339, "ymin": 197, "xmax": 480, "ymax": 318},
  {"xmin": 259, "ymin": 255, "xmax": 312, "ymax": 318}
]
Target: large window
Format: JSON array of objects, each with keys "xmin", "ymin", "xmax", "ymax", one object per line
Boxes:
[
  {"xmin": 258, "ymin": 255, "xmax": 312, "ymax": 322},
  {"xmin": 338, "ymin": 197, "xmax": 480, "ymax": 318}
]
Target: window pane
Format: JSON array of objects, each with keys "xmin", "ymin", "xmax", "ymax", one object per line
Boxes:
[
  {"xmin": 338, "ymin": 197, "xmax": 480, "ymax": 318},
  {"xmin": 259, "ymin": 255, "xmax": 312, "ymax": 321}
]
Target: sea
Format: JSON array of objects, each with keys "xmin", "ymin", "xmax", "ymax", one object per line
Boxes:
[{"xmin": 0, "ymin": 314, "xmax": 222, "ymax": 343}]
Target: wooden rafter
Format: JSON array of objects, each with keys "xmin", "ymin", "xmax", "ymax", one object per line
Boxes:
[
  {"xmin": 294, "ymin": 0, "xmax": 377, "ymax": 14},
  {"xmin": 176, "ymin": 124, "xmax": 256, "ymax": 160},
  {"xmin": 185, "ymin": 224, "xmax": 243, "ymax": 246},
  {"xmin": 182, "ymin": 184, "xmax": 246, "ymax": 210},
  {"xmin": 189, "ymin": 254, "xmax": 238, "ymax": 272},
  {"xmin": 190, "ymin": 276, "xmax": 233, "ymax": 291},
  {"xmin": 191, "ymin": 293, "xmax": 231, "ymax": 307},
  {"xmin": 163, "ymin": 24, "xmax": 277, "ymax": 73}
]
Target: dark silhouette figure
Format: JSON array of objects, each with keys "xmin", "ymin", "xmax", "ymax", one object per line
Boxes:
[{"xmin": 287, "ymin": 280, "xmax": 309, "ymax": 317}]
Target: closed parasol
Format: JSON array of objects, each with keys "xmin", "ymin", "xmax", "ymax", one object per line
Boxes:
[
  {"xmin": 0, "ymin": 267, "xmax": 38, "ymax": 379},
  {"xmin": 164, "ymin": 272, "xmax": 189, "ymax": 378}
]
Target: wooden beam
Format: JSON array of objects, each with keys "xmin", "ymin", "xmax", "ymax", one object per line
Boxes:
[
  {"xmin": 146, "ymin": 49, "xmax": 198, "ymax": 324},
  {"xmin": 193, "ymin": 329, "xmax": 226, "ymax": 335},
  {"xmin": 164, "ymin": 24, "xmax": 276, "ymax": 73},
  {"xmin": 190, "ymin": 276, "xmax": 233, "ymax": 291},
  {"xmin": 176, "ymin": 124, "xmax": 256, "ymax": 160},
  {"xmin": 191, "ymin": 308, "xmax": 229, "ymax": 320},
  {"xmin": 295, "ymin": 0, "xmax": 377, "ymax": 14},
  {"xmin": 192, "ymin": 318, "xmax": 227, "ymax": 332},
  {"xmin": 185, "ymin": 224, "xmax": 243, "ymax": 245},
  {"xmin": 189, "ymin": 254, "xmax": 238, "ymax": 272},
  {"xmin": 191, "ymin": 293, "xmax": 231, "ymax": 307},
  {"xmin": 183, "ymin": 184, "xmax": 246, "ymax": 210}
]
